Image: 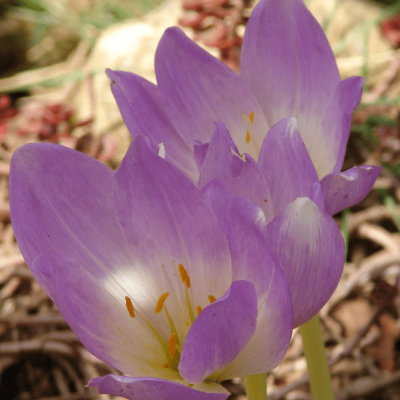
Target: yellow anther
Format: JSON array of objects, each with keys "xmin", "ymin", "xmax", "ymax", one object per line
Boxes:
[
  {"xmin": 178, "ymin": 264, "xmax": 191, "ymax": 289},
  {"xmin": 196, "ymin": 305, "xmax": 202, "ymax": 315},
  {"xmin": 125, "ymin": 296, "xmax": 135, "ymax": 318},
  {"xmin": 246, "ymin": 130, "xmax": 251, "ymax": 143},
  {"xmin": 208, "ymin": 295, "xmax": 217, "ymax": 304},
  {"xmin": 168, "ymin": 333, "xmax": 176, "ymax": 358},
  {"xmin": 249, "ymin": 111, "xmax": 254, "ymax": 123},
  {"xmin": 155, "ymin": 292, "xmax": 170, "ymax": 314}
]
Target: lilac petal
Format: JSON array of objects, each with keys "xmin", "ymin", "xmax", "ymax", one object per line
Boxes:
[
  {"xmin": 88, "ymin": 375, "xmax": 229, "ymax": 400},
  {"xmin": 179, "ymin": 280, "xmax": 258, "ymax": 384},
  {"xmin": 241, "ymin": 0, "xmax": 344, "ymax": 175},
  {"xmin": 217, "ymin": 197, "xmax": 293, "ymax": 378},
  {"xmin": 266, "ymin": 198, "xmax": 345, "ymax": 327},
  {"xmin": 31, "ymin": 252, "xmax": 167, "ymax": 376},
  {"xmin": 194, "ymin": 141, "xmax": 209, "ymax": 171},
  {"xmin": 198, "ymin": 122, "xmax": 244, "ymax": 190},
  {"xmin": 258, "ymin": 117, "xmax": 319, "ymax": 215},
  {"xmin": 321, "ymin": 165, "xmax": 382, "ymax": 215},
  {"xmin": 106, "ymin": 69, "xmax": 197, "ymax": 180},
  {"xmin": 314, "ymin": 76, "xmax": 364, "ymax": 177},
  {"xmin": 155, "ymin": 27, "xmax": 268, "ymax": 158},
  {"xmin": 200, "ymin": 179, "xmax": 231, "ymax": 225},
  {"xmin": 113, "ymin": 135, "xmax": 232, "ymax": 340},
  {"xmin": 9, "ymin": 143, "xmax": 130, "ymax": 275},
  {"xmin": 199, "ymin": 123, "xmax": 273, "ymax": 223}
]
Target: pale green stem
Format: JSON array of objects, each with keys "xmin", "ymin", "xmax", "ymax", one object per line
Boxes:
[
  {"xmin": 300, "ymin": 314, "xmax": 334, "ymax": 400},
  {"xmin": 244, "ymin": 373, "xmax": 267, "ymax": 400}
]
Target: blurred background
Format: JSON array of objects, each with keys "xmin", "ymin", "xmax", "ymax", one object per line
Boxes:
[{"xmin": 1, "ymin": 0, "xmax": 400, "ymax": 399}]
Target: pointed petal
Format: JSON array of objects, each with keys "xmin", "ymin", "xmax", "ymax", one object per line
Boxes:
[
  {"xmin": 88, "ymin": 375, "xmax": 229, "ymax": 400},
  {"xmin": 32, "ymin": 252, "xmax": 171, "ymax": 377},
  {"xmin": 155, "ymin": 27, "xmax": 268, "ymax": 157},
  {"xmin": 198, "ymin": 122, "xmax": 245, "ymax": 190},
  {"xmin": 321, "ymin": 165, "xmax": 381, "ymax": 215},
  {"xmin": 113, "ymin": 135, "xmax": 232, "ymax": 340},
  {"xmin": 179, "ymin": 280, "xmax": 258, "ymax": 384},
  {"xmin": 217, "ymin": 197, "xmax": 293, "ymax": 379},
  {"xmin": 313, "ymin": 76, "xmax": 364, "ymax": 177},
  {"xmin": 266, "ymin": 198, "xmax": 345, "ymax": 327},
  {"xmin": 241, "ymin": 0, "xmax": 344, "ymax": 175},
  {"xmin": 106, "ymin": 69, "xmax": 198, "ymax": 180},
  {"xmin": 199, "ymin": 123, "xmax": 273, "ymax": 222},
  {"xmin": 194, "ymin": 141, "xmax": 209, "ymax": 171},
  {"xmin": 258, "ymin": 118, "xmax": 319, "ymax": 215}
]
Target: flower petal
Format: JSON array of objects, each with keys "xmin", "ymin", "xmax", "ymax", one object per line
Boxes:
[
  {"xmin": 200, "ymin": 179, "xmax": 231, "ymax": 225},
  {"xmin": 198, "ymin": 122, "xmax": 244, "ymax": 190},
  {"xmin": 266, "ymin": 198, "xmax": 345, "ymax": 327},
  {"xmin": 88, "ymin": 375, "xmax": 229, "ymax": 400},
  {"xmin": 155, "ymin": 27, "xmax": 268, "ymax": 158},
  {"xmin": 199, "ymin": 122, "xmax": 273, "ymax": 222},
  {"xmin": 179, "ymin": 280, "xmax": 258, "ymax": 384},
  {"xmin": 258, "ymin": 117, "xmax": 320, "ymax": 215},
  {"xmin": 313, "ymin": 76, "xmax": 364, "ymax": 177},
  {"xmin": 106, "ymin": 69, "xmax": 198, "ymax": 181},
  {"xmin": 113, "ymin": 135, "xmax": 232, "ymax": 340},
  {"xmin": 31, "ymin": 252, "xmax": 175, "ymax": 378},
  {"xmin": 9, "ymin": 143, "xmax": 130, "ymax": 275},
  {"xmin": 217, "ymin": 197, "xmax": 293, "ymax": 379},
  {"xmin": 321, "ymin": 165, "xmax": 382, "ymax": 215},
  {"xmin": 240, "ymin": 0, "xmax": 342, "ymax": 175}
]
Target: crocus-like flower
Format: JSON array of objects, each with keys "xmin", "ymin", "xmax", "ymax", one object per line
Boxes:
[
  {"xmin": 107, "ymin": 0, "xmax": 381, "ymax": 328},
  {"xmin": 10, "ymin": 136, "xmax": 293, "ymax": 399}
]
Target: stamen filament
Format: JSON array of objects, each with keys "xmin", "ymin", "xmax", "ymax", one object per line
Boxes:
[
  {"xmin": 142, "ymin": 317, "xmax": 179, "ymax": 371},
  {"xmin": 185, "ymin": 286, "xmax": 195, "ymax": 324},
  {"xmin": 178, "ymin": 264, "xmax": 195, "ymax": 324},
  {"xmin": 164, "ymin": 304, "xmax": 181, "ymax": 346}
]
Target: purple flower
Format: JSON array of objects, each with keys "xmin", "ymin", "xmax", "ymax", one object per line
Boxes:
[
  {"xmin": 108, "ymin": 0, "xmax": 381, "ymax": 216},
  {"xmin": 107, "ymin": 0, "xmax": 381, "ymax": 327},
  {"xmin": 10, "ymin": 136, "xmax": 293, "ymax": 399}
]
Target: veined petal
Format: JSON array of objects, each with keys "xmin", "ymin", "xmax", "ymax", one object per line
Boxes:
[
  {"xmin": 32, "ymin": 252, "xmax": 173, "ymax": 378},
  {"xmin": 217, "ymin": 197, "xmax": 293, "ymax": 379},
  {"xmin": 321, "ymin": 165, "xmax": 381, "ymax": 215},
  {"xmin": 314, "ymin": 76, "xmax": 364, "ymax": 177},
  {"xmin": 179, "ymin": 280, "xmax": 258, "ymax": 384},
  {"xmin": 155, "ymin": 27, "xmax": 268, "ymax": 158},
  {"xmin": 266, "ymin": 198, "xmax": 345, "ymax": 327},
  {"xmin": 258, "ymin": 117, "xmax": 319, "ymax": 215},
  {"xmin": 88, "ymin": 375, "xmax": 229, "ymax": 400},
  {"xmin": 201, "ymin": 180, "xmax": 231, "ymax": 225},
  {"xmin": 113, "ymin": 135, "xmax": 232, "ymax": 340},
  {"xmin": 241, "ymin": 0, "xmax": 341, "ymax": 174},
  {"xmin": 199, "ymin": 123, "xmax": 273, "ymax": 222},
  {"xmin": 9, "ymin": 143, "xmax": 130, "ymax": 278},
  {"xmin": 106, "ymin": 69, "xmax": 198, "ymax": 181}
]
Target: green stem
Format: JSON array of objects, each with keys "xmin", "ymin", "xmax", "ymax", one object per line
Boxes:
[
  {"xmin": 300, "ymin": 314, "xmax": 334, "ymax": 400},
  {"xmin": 244, "ymin": 373, "xmax": 267, "ymax": 400}
]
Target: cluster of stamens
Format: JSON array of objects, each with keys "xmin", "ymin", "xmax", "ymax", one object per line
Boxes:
[{"xmin": 124, "ymin": 263, "xmax": 217, "ymax": 371}]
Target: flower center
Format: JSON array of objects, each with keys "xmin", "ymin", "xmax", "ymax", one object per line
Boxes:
[{"xmin": 124, "ymin": 263, "xmax": 216, "ymax": 372}]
